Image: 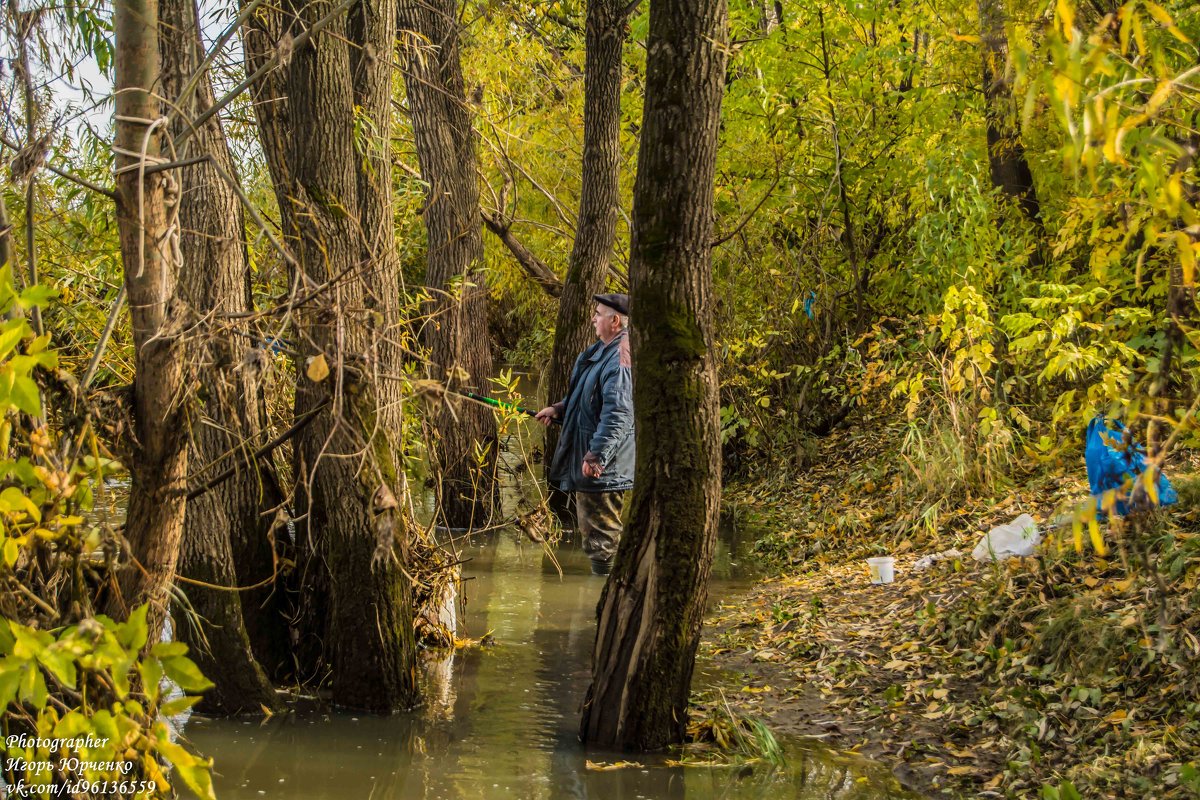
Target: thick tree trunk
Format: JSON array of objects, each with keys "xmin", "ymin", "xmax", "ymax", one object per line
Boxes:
[
  {"xmin": 398, "ymin": 0, "xmax": 498, "ymax": 530},
  {"xmin": 109, "ymin": 0, "xmax": 190, "ymax": 645},
  {"xmin": 240, "ymin": 0, "xmax": 319, "ymax": 682},
  {"xmin": 979, "ymin": 0, "xmax": 1041, "ymax": 224},
  {"xmin": 579, "ymin": 0, "xmax": 726, "ymax": 750},
  {"xmin": 278, "ymin": 0, "xmax": 418, "ymax": 710},
  {"xmin": 544, "ymin": 0, "xmax": 629, "ymax": 486},
  {"xmin": 158, "ymin": 0, "xmax": 283, "ymax": 713}
]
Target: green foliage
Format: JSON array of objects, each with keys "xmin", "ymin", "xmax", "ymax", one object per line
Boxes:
[
  {"xmin": 0, "ymin": 611, "xmax": 215, "ymax": 799},
  {"xmin": 1041, "ymin": 779, "xmax": 1083, "ymax": 800},
  {"xmin": 0, "ymin": 265, "xmax": 214, "ymax": 798}
]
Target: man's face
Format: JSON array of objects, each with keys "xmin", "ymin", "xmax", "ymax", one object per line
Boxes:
[{"xmin": 592, "ymin": 304, "xmax": 617, "ymax": 341}]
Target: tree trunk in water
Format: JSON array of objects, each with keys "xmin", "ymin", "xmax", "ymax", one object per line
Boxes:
[
  {"xmin": 108, "ymin": 0, "xmax": 190, "ymax": 646},
  {"xmin": 240, "ymin": 0, "xmax": 322, "ymax": 683},
  {"xmin": 580, "ymin": 0, "xmax": 727, "ymax": 750},
  {"xmin": 274, "ymin": 0, "xmax": 418, "ymax": 710},
  {"xmin": 158, "ymin": 0, "xmax": 284, "ymax": 713},
  {"xmin": 398, "ymin": 0, "xmax": 497, "ymax": 529},
  {"xmin": 979, "ymin": 0, "xmax": 1041, "ymax": 225},
  {"xmin": 544, "ymin": 0, "xmax": 629, "ymax": 487}
]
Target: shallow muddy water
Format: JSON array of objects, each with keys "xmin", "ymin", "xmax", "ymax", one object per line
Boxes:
[
  {"xmin": 179, "ymin": 382, "xmax": 915, "ymax": 799},
  {"xmin": 183, "ymin": 526, "xmax": 915, "ymax": 800}
]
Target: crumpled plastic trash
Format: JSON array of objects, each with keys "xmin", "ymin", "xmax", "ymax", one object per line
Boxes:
[
  {"xmin": 913, "ymin": 548, "xmax": 964, "ymax": 571},
  {"xmin": 972, "ymin": 514, "xmax": 1040, "ymax": 562}
]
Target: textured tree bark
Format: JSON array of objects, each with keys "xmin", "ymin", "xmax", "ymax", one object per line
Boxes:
[
  {"xmin": 544, "ymin": 0, "xmax": 630, "ymax": 485},
  {"xmin": 759, "ymin": 0, "xmax": 781, "ymax": 33},
  {"xmin": 398, "ymin": 0, "xmax": 498, "ymax": 530},
  {"xmin": 239, "ymin": 0, "xmax": 322, "ymax": 682},
  {"xmin": 579, "ymin": 0, "xmax": 726, "ymax": 750},
  {"xmin": 261, "ymin": 0, "xmax": 418, "ymax": 709},
  {"xmin": 979, "ymin": 0, "xmax": 1041, "ymax": 225},
  {"xmin": 158, "ymin": 0, "xmax": 284, "ymax": 713},
  {"xmin": 242, "ymin": 0, "xmax": 294, "ymax": 238},
  {"xmin": 108, "ymin": 0, "xmax": 190, "ymax": 646}
]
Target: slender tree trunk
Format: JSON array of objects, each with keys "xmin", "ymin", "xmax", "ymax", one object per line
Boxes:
[
  {"xmin": 979, "ymin": 0, "xmax": 1041, "ymax": 224},
  {"xmin": 158, "ymin": 0, "xmax": 283, "ymax": 713},
  {"xmin": 13, "ymin": 2, "xmax": 43, "ymax": 336},
  {"xmin": 109, "ymin": 0, "xmax": 190, "ymax": 645},
  {"xmin": 242, "ymin": 0, "xmax": 294, "ymax": 239},
  {"xmin": 758, "ymin": 0, "xmax": 781, "ymax": 33},
  {"xmin": 279, "ymin": 0, "xmax": 418, "ymax": 710},
  {"xmin": 543, "ymin": 0, "xmax": 630, "ymax": 486},
  {"xmin": 580, "ymin": 0, "xmax": 726, "ymax": 750},
  {"xmin": 398, "ymin": 0, "xmax": 498, "ymax": 529}
]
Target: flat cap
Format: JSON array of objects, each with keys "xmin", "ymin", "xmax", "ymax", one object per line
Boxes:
[{"xmin": 594, "ymin": 293, "xmax": 630, "ymax": 316}]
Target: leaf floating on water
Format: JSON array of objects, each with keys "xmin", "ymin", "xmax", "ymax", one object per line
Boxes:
[{"xmin": 585, "ymin": 760, "xmax": 644, "ymax": 771}]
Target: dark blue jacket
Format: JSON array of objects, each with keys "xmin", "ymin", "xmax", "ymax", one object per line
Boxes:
[{"xmin": 548, "ymin": 331, "xmax": 635, "ymax": 493}]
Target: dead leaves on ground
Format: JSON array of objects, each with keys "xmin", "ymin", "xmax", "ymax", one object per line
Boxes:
[{"xmin": 708, "ymin": 424, "xmax": 1200, "ymax": 798}]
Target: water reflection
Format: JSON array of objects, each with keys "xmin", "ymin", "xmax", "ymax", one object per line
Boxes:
[
  {"xmin": 184, "ymin": 530, "xmax": 914, "ymax": 800},
  {"xmin": 185, "ymin": 396, "xmax": 913, "ymax": 798}
]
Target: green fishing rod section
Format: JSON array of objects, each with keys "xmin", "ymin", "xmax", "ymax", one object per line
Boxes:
[{"xmin": 454, "ymin": 389, "xmax": 561, "ymax": 425}]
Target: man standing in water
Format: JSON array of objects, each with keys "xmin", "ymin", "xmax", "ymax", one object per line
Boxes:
[{"xmin": 535, "ymin": 294, "xmax": 634, "ymax": 575}]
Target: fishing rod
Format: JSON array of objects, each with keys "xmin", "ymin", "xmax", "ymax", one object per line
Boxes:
[
  {"xmin": 454, "ymin": 389, "xmax": 562, "ymax": 425},
  {"xmin": 226, "ymin": 332, "xmax": 558, "ymax": 424}
]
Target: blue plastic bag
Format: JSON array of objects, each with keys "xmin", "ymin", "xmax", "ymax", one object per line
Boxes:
[{"xmin": 1085, "ymin": 415, "xmax": 1177, "ymax": 517}]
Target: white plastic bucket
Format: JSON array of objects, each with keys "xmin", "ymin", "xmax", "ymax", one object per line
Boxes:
[{"xmin": 867, "ymin": 556, "xmax": 895, "ymax": 584}]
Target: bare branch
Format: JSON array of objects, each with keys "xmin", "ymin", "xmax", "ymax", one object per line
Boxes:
[{"xmin": 480, "ymin": 210, "xmax": 563, "ymax": 297}]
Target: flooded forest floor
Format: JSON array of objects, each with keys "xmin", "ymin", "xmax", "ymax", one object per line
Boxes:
[{"xmin": 703, "ymin": 416, "xmax": 1200, "ymax": 798}]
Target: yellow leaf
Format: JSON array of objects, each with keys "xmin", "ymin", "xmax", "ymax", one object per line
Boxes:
[
  {"xmin": 1104, "ymin": 709, "xmax": 1128, "ymax": 723},
  {"xmin": 1102, "ymin": 104, "xmax": 1123, "ymax": 163},
  {"xmin": 1146, "ymin": 80, "xmax": 1172, "ymax": 115},
  {"xmin": 1056, "ymin": 0, "xmax": 1075, "ymax": 39},
  {"xmin": 1144, "ymin": 468, "xmax": 1160, "ymax": 505},
  {"xmin": 1176, "ymin": 232, "xmax": 1195, "ymax": 287},
  {"xmin": 1073, "ymin": 516, "xmax": 1084, "ymax": 554},
  {"xmin": 1118, "ymin": 112, "xmax": 1149, "ymax": 139},
  {"xmin": 306, "ymin": 353, "xmax": 330, "ymax": 383},
  {"xmin": 1143, "ymin": 1, "xmax": 1174, "ymax": 27},
  {"xmin": 586, "ymin": 760, "xmax": 643, "ymax": 771},
  {"xmin": 1133, "ymin": 14, "xmax": 1147, "ymax": 59},
  {"xmin": 948, "ymin": 765, "xmax": 977, "ymax": 776},
  {"xmin": 1119, "ymin": 3, "xmax": 1133, "ymax": 53},
  {"xmin": 1089, "ymin": 518, "xmax": 1107, "ymax": 556},
  {"xmin": 950, "ymin": 33, "xmax": 982, "ymax": 43}
]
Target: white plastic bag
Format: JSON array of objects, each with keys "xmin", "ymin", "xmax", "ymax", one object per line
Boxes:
[{"xmin": 972, "ymin": 514, "xmax": 1040, "ymax": 562}]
